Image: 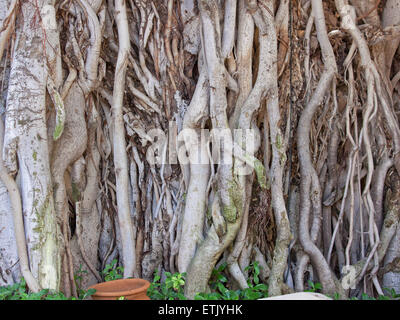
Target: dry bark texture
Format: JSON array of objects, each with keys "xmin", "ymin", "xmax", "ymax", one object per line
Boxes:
[{"xmin": 0, "ymin": 0, "xmax": 400, "ymax": 299}]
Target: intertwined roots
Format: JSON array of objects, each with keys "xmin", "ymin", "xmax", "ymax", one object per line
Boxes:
[{"xmin": 0, "ymin": 0, "xmax": 400, "ymax": 299}]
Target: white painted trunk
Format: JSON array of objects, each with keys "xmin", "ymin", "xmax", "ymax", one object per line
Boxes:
[
  {"xmin": 0, "ymin": 0, "xmax": 19, "ymax": 287},
  {"xmin": 2, "ymin": 0, "xmax": 60, "ymax": 290},
  {"xmin": 0, "ymin": 181, "xmax": 19, "ymax": 285}
]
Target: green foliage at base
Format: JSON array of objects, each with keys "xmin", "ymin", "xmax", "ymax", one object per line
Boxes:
[
  {"xmin": 307, "ymin": 281, "xmax": 400, "ymax": 300},
  {"xmin": 101, "ymin": 259, "xmax": 124, "ymax": 282},
  {"xmin": 147, "ymin": 261, "xmax": 269, "ymax": 300},
  {"xmin": 147, "ymin": 271, "xmax": 187, "ymax": 300},
  {"xmin": 74, "ymin": 263, "xmax": 98, "ymax": 299},
  {"xmin": 3, "ymin": 262, "xmax": 399, "ymax": 300},
  {"xmin": 348, "ymin": 288, "xmax": 400, "ymax": 300},
  {"xmin": 0, "ymin": 277, "xmax": 95, "ymax": 300},
  {"xmin": 304, "ymin": 280, "xmax": 322, "ymax": 293},
  {"xmin": 194, "ymin": 261, "xmax": 268, "ymax": 300}
]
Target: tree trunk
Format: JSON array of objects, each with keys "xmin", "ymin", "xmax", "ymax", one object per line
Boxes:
[{"xmin": 0, "ymin": 0, "xmax": 399, "ymax": 299}]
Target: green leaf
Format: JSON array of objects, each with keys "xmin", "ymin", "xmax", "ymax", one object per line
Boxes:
[
  {"xmin": 194, "ymin": 293, "xmax": 206, "ymax": 300},
  {"xmin": 334, "ymin": 293, "xmax": 340, "ymax": 300},
  {"xmin": 208, "ymin": 293, "xmax": 222, "ymax": 300},
  {"xmin": 177, "ymin": 293, "xmax": 187, "ymax": 300},
  {"xmin": 82, "ymin": 288, "xmax": 96, "ymax": 300},
  {"xmin": 217, "ymin": 274, "xmax": 227, "ymax": 283},
  {"xmin": 217, "ymin": 282, "xmax": 228, "ymax": 295},
  {"xmin": 153, "ymin": 274, "xmax": 161, "ymax": 282},
  {"xmin": 361, "ymin": 293, "xmax": 376, "ymax": 300},
  {"xmin": 254, "ymin": 263, "xmax": 260, "ymax": 274},
  {"xmin": 253, "ymin": 283, "xmax": 268, "ymax": 292},
  {"xmin": 246, "ymin": 291, "xmax": 261, "ymax": 300},
  {"xmin": 217, "ymin": 263, "xmax": 227, "ymax": 272},
  {"xmin": 226, "ymin": 290, "xmax": 240, "ymax": 300}
]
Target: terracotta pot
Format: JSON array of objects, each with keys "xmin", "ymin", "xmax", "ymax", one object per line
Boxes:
[{"xmin": 89, "ymin": 278, "xmax": 151, "ymax": 300}]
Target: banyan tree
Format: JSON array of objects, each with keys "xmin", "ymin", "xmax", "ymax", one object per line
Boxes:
[{"xmin": 0, "ymin": 0, "xmax": 400, "ymax": 299}]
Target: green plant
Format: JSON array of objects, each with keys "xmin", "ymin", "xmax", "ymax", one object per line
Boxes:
[
  {"xmin": 319, "ymin": 287, "xmax": 400, "ymax": 300},
  {"xmin": 304, "ymin": 280, "xmax": 322, "ymax": 293},
  {"xmin": 340, "ymin": 289, "xmax": 400, "ymax": 300},
  {"xmin": 101, "ymin": 259, "xmax": 124, "ymax": 281},
  {"xmin": 359, "ymin": 292, "xmax": 395, "ymax": 300},
  {"xmin": 195, "ymin": 262, "xmax": 238, "ymax": 300},
  {"xmin": 361, "ymin": 293, "xmax": 377, "ymax": 300},
  {"xmin": 166, "ymin": 272, "xmax": 185, "ymax": 291},
  {"xmin": 195, "ymin": 285, "xmax": 242, "ymax": 300},
  {"xmin": 147, "ymin": 270, "xmax": 187, "ymax": 300},
  {"xmin": 195, "ymin": 261, "xmax": 268, "ymax": 300},
  {"xmin": 333, "ymin": 292, "xmax": 340, "ymax": 300},
  {"xmin": 384, "ymin": 287, "xmax": 400, "ymax": 299},
  {"xmin": 241, "ymin": 261, "xmax": 268, "ymax": 299},
  {"xmin": 0, "ymin": 277, "xmax": 95, "ymax": 300},
  {"xmin": 73, "ymin": 264, "xmax": 97, "ymax": 299},
  {"xmin": 244, "ymin": 261, "xmax": 261, "ymax": 286},
  {"xmin": 209, "ymin": 262, "xmax": 228, "ymax": 289}
]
